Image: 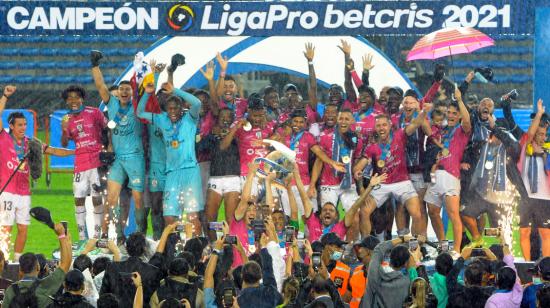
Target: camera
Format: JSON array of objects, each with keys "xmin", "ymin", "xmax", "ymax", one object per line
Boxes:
[
  {"xmin": 175, "ymin": 225, "xmax": 185, "ymax": 232},
  {"xmin": 96, "ymin": 240, "xmax": 108, "ymax": 248},
  {"xmin": 285, "ymin": 226, "xmax": 295, "ymax": 243},
  {"xmin": 252, "ymin": 219, "xmax": 265, "ymax": 242},
  {"xmin": 223, "ymin": 287, "xmax": 234, "ymax": 308},
  {"xmin": 209, "ymin": 222, "xmax": 223, "ymax": 231},
  {"xmin": 484, "ymin": 228, "xmax": 501, "ymax": 237},
  {"xmin": 440, "ymin": 240, "xmax": 449, "ymax": 252},
  {"xmin": 471, "ymin": 248, "xmax": 486, "ymax": 257},
  {"xmin": 408, "ymin": 238, "xmax": 419, "ymax": 251},
  {"xmin": 224, "ymin": 235, "xmax": 237, "ymax": 245},
  {"xmin": 312, "ymin": 252, "xmax": 322, "ymax": 270}
]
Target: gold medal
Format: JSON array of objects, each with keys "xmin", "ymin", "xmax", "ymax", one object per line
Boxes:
[
  {"xmin": 377, "ymin": 160, "xmax": 385, "ymax": 168},
  {"xmin": 171, "ymin": 140, "xmax": 179, "ymax": 148},
  {"xmin": 195, "ymin": 135, "xmax": 201, "ymax": 143},
  {"xmin": 62, "ymin": 115, "xmax": 70, "ymax": 123},
  {"xmin": 341, "ymin": 156, "xmax": 351, "ymax": 164},
  {"xmin": 442, "ymin": 148, "xmax": 450, "ymax": 157}
]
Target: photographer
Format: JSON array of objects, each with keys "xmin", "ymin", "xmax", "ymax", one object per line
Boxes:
[
  {"xmin": 2, "ymin": 222, "xmax": 72, "ymax": 307},
  {"xmin": 150, "ymin": 258, "xmax": 204, "ymax": 308},
  {"xmin": 360, "ymin": 235, "xmax": 421, "ymax": 308}
]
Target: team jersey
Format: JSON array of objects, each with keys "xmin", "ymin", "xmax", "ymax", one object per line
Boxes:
[
  {"xmin": 352, "ymin": 108, "xmax": 379, "ymax": 143},
  {"xmin": 0, "ymin": 130, "xmax": 31, "ymax": 195},
  {"xmin": 219, "ymin": 98, "xmax": 248, "ymax": 119},
  {"xmin": 138, "ymin": 89, "xmax": 201, "ymax": 172},
  {"xmin": 235, "ymin": 121, "xmax": 276, "ymax": 176},
  {"xmin": 437, "ymin": 125, "xmax": 471, "ymax": 179},
  {"xmin": 106, "ymin": 95, "xmax": 143, "ymax": 157},
  {"xmin": 318, "ymin": 128, "xmax": 363, "ymax": 186},
  {"xmin": 283, "ymin": 130, "xmax": 317, "ymax": 185},
  {"xmin": 364, "ymin": 128, "xmax": 410, "ymax": 184},
  {"xmin": 147, "ymin": 123, "xmax": 166, "ymax": 164},
  {"xmin": 65, "ymin": 106, "xmax": 106, "ymax": 173}
]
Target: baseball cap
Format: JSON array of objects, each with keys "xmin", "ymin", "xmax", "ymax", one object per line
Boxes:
[
  {"xmin": 320, "ymin": 232, "xmax": 347, "ymax": 248},
  {"xmin": 284, "ymin": 83, "xmax": 298, "ymax": 93},
  {"xmin": 387, "ymin": 86, "xmax": 403, "ymax": 97},
  {"xmin": 353, "ymin": 235, "xmax": 380, "ymax": 251}
]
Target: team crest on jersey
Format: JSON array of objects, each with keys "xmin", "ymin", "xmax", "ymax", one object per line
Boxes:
[
  {"xmin": 152, "ymin": 179, "xmax": 158, "ymax": 187},
  {"xmin": 132, "ymin": 178, "xmax": 141, "ymax": 184},
  {"xmin": 255, "ymin": 131, "xmax": 262, "ymax": 139}
]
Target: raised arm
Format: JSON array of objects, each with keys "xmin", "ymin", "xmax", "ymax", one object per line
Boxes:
[
  {"xmin": 220, "ymin": 119, "xmax": 245, "ymax": 150},
  {"xmin": 293, "ymin": 165, "xmax": 314, "ymax": 220},
  {"xmin": 501, "ymin": 95, "xmax": 524, "ymax": 139},
  {"xmin": 304, "ymin": 43, "xmax": 318, "ymax": 108},
  {"xmin": 307, "ymin": 157, "xmax": 323, "ymax": 201},
  {"xmin": 203, "ymin": 237, "xmax": 223, "ymax": 289},
  {"xmin": 455, "ymin": 86, "xmax": 471, "ymax": 134},
  {"xmin": 405, "ymin": 109, "xmax": 428, "ymax": 136},
  {"xmin": 199, "ymin": 61, "xmax": 219, "ymax": 116},
  {"xmin": 0, "ymin": 85, "xmax": 16, "ymax": 128},
  {"xmin": 527, "ymin": 99, "xmax": 545, "ymax": 145},
  {"xmin": 215, "ymin": 52, "xmax": 229, "ymax": 100},
  {"xmin": 90, "ymin": 51, "xmax": 110, "ymax": 103},
  {"xmin": 55, "ymin": 223, "xmax": 72, "ymax": 273},
  {"xmin": 173, "ymin": 88, "xmax": 201, "ymax": 119},
  {"xmin": 286, "ymin": 181, "xmax": 299, "ymax": 223},
  {"xmin": 311, "ymin": 144, "xmax": 346, "ymax": 173},
  {"xmin": 234, "ymin": 163, "xmax": 259, "ymax": 221},
  {"xmin": 344, "ymin": 173, "xmax": 387, "ymax": 227},
  {"xmin": 338, "ymin": 40, "xmax": 356, "ymax": 104}
]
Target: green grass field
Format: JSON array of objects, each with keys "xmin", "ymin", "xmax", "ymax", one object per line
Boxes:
[{"xmin": 17, "ymin": 132, "xmax": 523, "ymax": 258}]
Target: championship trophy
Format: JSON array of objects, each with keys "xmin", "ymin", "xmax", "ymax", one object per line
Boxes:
[{"xmin": 254, "ymin": 139, "xmax": 296, "ymax": 190}]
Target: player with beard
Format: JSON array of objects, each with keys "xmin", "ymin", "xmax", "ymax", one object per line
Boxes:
[
  {"xmin": 424, "ymin": 87, "xmax": 471, "ymax": 257},
  {"xmin": 354, "ymin": 103, "xmax": 429, "ymax": 238},
  {"xmin": 201, "ymin": 108, "xmax": 241, "ymax": 241},
  {"xmin": 0, "ymin": 85, "xmax": 74, "ymax": 260},
  {"xmin": 305, "ymin": 42, "xmax": 359, "ymax": 113},
  {"xmin": 220, "ymin": 94, "xmax": 276, "ymax": 195},
  {"xmin": 61, "ymin": 85, "xmax": 107, "ymax": 243},
  {"xmin": 309, "ymin": 109, "xmax": 364, "ymax": 239},
  {"xmin": 137, "ymin": 69, "xmax": 204, "ymax": 232},
  {"xmin": 214, "ymin": 52, "xmax": 247, "ymax": 119},
  {"xmin": 91, "ymin": 51, "xmax": 146, "ymax": 242},
  {"xmin": 279, "ymin": 109, "xmax": 345, "ymax": 216}
]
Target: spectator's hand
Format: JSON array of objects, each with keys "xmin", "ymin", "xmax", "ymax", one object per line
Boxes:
[
  {"xmin": 54, "ymin": 223, "xmax": 65, "ymax": 237},
  {"xmin": 3, "ymin": 85, "xmax": 16, "ymax": 98},
  {"xmin": 338, "ymin": 39, "xmax": 351, "ymax": 56},
  {"xmin": 260, "ymin": 233, "xmax": 268, "ymax": 248},
  {"xmin": 483, "ymin": 248, "xmax": 498, "ymax": 261},
  {"xmin": 304, "ymin": 43, "xmax": 315, "ymax": 62},
  {"xmin": 304, "ymin": 239, "xmax": 313, "ymax": 257},
  {"xmin": 161, "ymin": 82, "xmax": 174, "ymax": 94},
  {"xmin": 82, "ymin": 239, "xmax": 98, "ymax": 254},
  {"xmin": 461, "ymin": 246, "xmax": 472, "ymax": 259},
  {"xmin": 199, "ymin": 61, "xmax": 215, "ymax": 81},
  {"xmin": 214, "ymin": 236, "xmax": 224, "ymax": 251},
  {"xmin": 235, "ymin": 235, "xmax": 245, "ymax": 252},
  {"xmin": 185, "ymin": 222, "xmax": 195, "ymax": 239},
  {"xmin": 155, "ymin": 63, "xmax": 166, "ymax": 73},
  {"xmin": 264, "ymin": 216, "xmax": 277, "ymax": 242},
  {"xmin": 368, "ymin": 173, "xmax": 387, "ymax": 188},
  {"xmin": 460, "ymin": 163, "xmax": 470, "ymax": 170},
  {"xmin": 247, "ymin": 162, "xmax": 260, "ymax": 175},
  {"xmin": 465, "ymin": 71, "xmax": 475, "ymax": 83},
  {"xmin": 222, "ymin": 220, "xmax": 229, "ymax": 236},
  {"xmin": 307, "ymin": 185, "xmax": 317, "ymax": 199},
  {"xmin": 131, "ymin": 272, "xmax": 142, "ymax": 287},
  {"xmin": 181, "ymin": 298, "xmax": 191, "ymax": 308},
  {"xmin": 318, "ymin": 260, "xmax": 329, "ymax": 279},
  {"xmin": 164, "ymin": 222, "xmax": 178, "ymax": 235},
  {"xmin": 362, "ymin": 53, "xmax": 375, "ymax": 71},
  {"xmin": 216, "ymin": 52, "xmax": 229, "ymax": 72}
]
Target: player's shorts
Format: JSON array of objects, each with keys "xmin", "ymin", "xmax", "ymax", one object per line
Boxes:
[
  {"xmin": 370, "ymin": 180, "xmax": 418, "ymax": 208},
  {"xmin": 409, "ymin": 173, "xmax": 427, "ymax": 192},
  {"xmin": 278, "ymin": 185, "xmax": 318, "ymax": 217},
  {"xmin": 148, "ymin": 162, "xmax": 166, "ymax": 193},
  {"xmin": 461, "ymin": 193, "xmax": 506, "ymax": 227},
  {"xmin": 208, "ymin": 175, "xmax": 241, "ymax": 195},
  {"xmin": 519, "ymin": 197, "xmax": 550, "ymax": 229},
  {"xmin": 424, "ymin": 170, "xmax": 460, "ymax": 208},
  {"xmin": 320, "ymin": 185, "xmax": 359, "ymax": 211},
  {"xmin": 108, "ymin": 155, "xmax": 145, "ymax": 192},
  {"xmin": 163, "ymin": 165, "xmax": 204, "ymax": 217},
  {"xmin": 73, "ymin": 168, "xmax": 102, "ymax": 198},
  {"xmin": 0, "ymin": 192, "xmax": 30, "ymax": 226}
]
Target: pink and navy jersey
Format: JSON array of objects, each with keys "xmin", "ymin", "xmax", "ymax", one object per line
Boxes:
[
  {"xmin": 219, "ymin": 98, "xmax": 248, "ymax": 120},
  {"xmin": 341, "ymin": 99, "xmax": 360, "ymax": 113},
  {"xmin": 318, "ymin": 129, "xmax": 363, "ymax": 186},
  {"xmin": 283, "ymin": 131, "xmax": 317, "ymax": 185},
  {"xmin": 235, "ymin": 121, "xmax": 276, "ymax": 175},
  {"xmin": 0, "ymin": 130, "xmax": 31, "ymax": 195},
  {"xmin": 438, "ymin": 125, "xmax": 471, "ymax": 179},
  {"xmin": 65, "ymin": 106, "xmax": 106, "ymax": 173},
  {"xmin": 364, "ymin": 128, "xmax": 410, "ymax": 184}
]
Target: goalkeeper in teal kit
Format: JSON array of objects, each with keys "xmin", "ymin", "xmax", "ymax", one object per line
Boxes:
[{"xmin": 137, "ymin": 63, "xmax": 203, "ymax": 233}]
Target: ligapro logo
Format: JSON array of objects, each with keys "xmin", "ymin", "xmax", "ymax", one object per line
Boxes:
[{"xmin": 167, "ymin": 3, "xmax": 194, "ymax": 31}]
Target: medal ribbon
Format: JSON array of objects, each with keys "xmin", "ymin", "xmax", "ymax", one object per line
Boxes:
[
  {"xmin": 171, "ymin": 120, "xmax": 183, "ymax": 142},
  {"xmin": 113, "ymin": 104, "xmax": 131, "ymax": 125},
  {"xmin": 67, "ymin": 105, "xmax": 85, "ymax": 114},
  {"xmin": 290, "ymin": 131, "xmax": 304, "ymax": 151},
  {"xmin": 10, "ymin": 134, "xmax": 25, "ymax": 160},
  {"xmin": 442, "ymin": 125, "xmax": 460, "ymax": 150},
  {"xmin": 378, "ymin": 131, "xmax": 393, "ymax": 163},
  {"xmin": 528, "ymin": 151, "xmax": 539, "ymax": 193},
  {"xmin": 354, "ymin": 107, "xmax": 373, "ymax": 121}
]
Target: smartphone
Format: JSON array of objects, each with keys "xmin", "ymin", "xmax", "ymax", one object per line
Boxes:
[
  {"xmin": 224, "ymin": 235, "xmax": 237, "ymax": 245},
  {"xmin": 261, "ymin": 204, "xmax": 271, "ymax": 217},
  {"xmin": 440, "ymin": 240, "xmax": 449, "ymax": 252},
  {"xmin": 209, "ymin": 222, "xmax": 223, "ymax": 231},
  {"xmin": 96, "ymin": 240, "xmax": 108, "ymax": 248},
  {"xmin": 175, "ymin": 224, "xmax": 185, "ymax": 232},
  {"xmin": 60, "ymin": 221, "xmax": 68, "ymax": 235},
  {"xmin": 223, "ymin": 288, "xmax": 234, "ymax": 308},
  {"xmin": 285, "ymin": 226, "xmax": 295, "ymax": 243},
  {"xmin": 472, "ymin": 248, "xmax": 486, "ymax": 257},
  {"xmin": 409, "ymin": 239, "xmax": 418, "ymax": 251},
  {"xmin": 484, "ymin": 228, "xmax": 500, "ymax": 237},
  {"xmin": 312, "ymin": 252, "xmax": 321, "ymax": 270},
  {"xmin": 252, "ymin": 219, "xmax": 265, "ymax": 242}
]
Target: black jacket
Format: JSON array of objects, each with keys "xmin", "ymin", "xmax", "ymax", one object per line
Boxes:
[
  {"xmin": 446, "ymin": 258, "xmax": 495, "ymax": 308},
  {"xmin": 100, "ymin": 256, "xmax": 163, "ymax": 308},
  {"xmin": 46, "ymin": 292, "xmax": 94, "ymax": 308}
]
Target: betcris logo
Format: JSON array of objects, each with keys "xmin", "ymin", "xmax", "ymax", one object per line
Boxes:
[{"xmin": 166, "ymin": 3, "xmax": 194, "ymax": 31}]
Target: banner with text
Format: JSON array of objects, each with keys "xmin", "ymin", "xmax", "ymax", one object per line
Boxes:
[{"xmin": 0, "ymin": 1, "xmax": 541, "ymax": 36}]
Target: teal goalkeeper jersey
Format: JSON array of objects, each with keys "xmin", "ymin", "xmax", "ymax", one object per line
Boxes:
[{"xmin": 107, "ymin": 95, "xmax": 143, "ymax": 157}]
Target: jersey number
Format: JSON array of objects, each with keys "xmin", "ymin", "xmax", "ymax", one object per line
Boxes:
[
  {"xmin": 3, "ymin": 201, "xmax": 12, "ymax": 211},
  {"xmin": 74, "ymin": 173, "xmax": 81, "ymax": 183}
]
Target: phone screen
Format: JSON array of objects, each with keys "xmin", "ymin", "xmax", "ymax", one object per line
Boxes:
[
  {"xmin": 312, "ymin": 252, "xmax": 321, "ymax": 269},
  {"xmin": 409, "ymin": 239, "xmax": 418, "ymax": 251},
  {"xmin": 285, "ymin": 226, "xmax": 295, "ymax": 243},
  {"xmin": 223, "ymin": 288, "xmax": 234, "ymax": 307}
]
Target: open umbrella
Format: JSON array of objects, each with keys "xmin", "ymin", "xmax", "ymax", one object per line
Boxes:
[{"xmin": 406, "ymin": 27, "xmax": 494, "ymax": 61}]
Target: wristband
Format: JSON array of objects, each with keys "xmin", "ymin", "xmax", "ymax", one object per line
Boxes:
[
  {"xmin": 58, "ymin": 234, "xmax": 66, "ymax": 240},
  {"xmin": 212, "ymin": 248, "xmax": 222, "ymax": 255}
]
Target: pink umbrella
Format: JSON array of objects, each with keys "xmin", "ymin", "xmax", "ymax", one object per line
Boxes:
[{"xmin": 407, "ymin": 27, "xmax": 494, "ymax": 61}]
